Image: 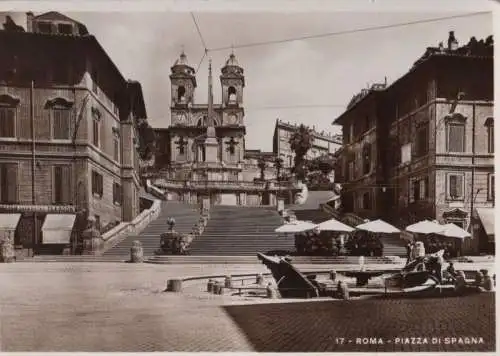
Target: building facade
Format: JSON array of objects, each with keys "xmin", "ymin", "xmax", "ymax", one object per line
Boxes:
[
  {"xmin": 272, "ymin": 119, "xmax": 342, "ymax": 171},
  {"xmin": 150, "ymin": 53, "xmax": 296, "ymax": 206},
  {"xmin": 0, "ymin": 12, "xmax": 147, "ymax": 255},
  {"xmin": 334, "ymin": 32, "xmax": 494, "ymax": 254}
]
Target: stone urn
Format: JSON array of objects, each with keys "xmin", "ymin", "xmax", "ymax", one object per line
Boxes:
[
  {"xmin": 81, "ymin": 217, "xmax": 102, "ymax": 255},
  {"xmin": 167, "ymin": 217, "xmax": 176, "ymax": 231},
  {"xmin": 0, "ymin": 234, "xmax": 15, "ymax": 263},
  {"xmin": 130, "ymin": 240, "xmax": 144, "ymax": 263}
]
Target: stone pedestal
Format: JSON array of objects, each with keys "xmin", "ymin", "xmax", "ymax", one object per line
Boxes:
[
  {"xmin": 0, "ymin": 234, "xmax": 15, "ymax": 263},
  {"xmin": 81, "ymin": 217, "xmax": 102, "ymax": 255},
  {"xmin": 130, "ymin": 241, "xmax": 144, "ymax": 263},
  {"xmin": 166, "ymin": 279, "xmax": 183, "ymax": 292}
]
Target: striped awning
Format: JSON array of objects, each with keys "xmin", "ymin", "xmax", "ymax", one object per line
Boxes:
[
  {"xmin": 476, "ymin": 208, "xmax": 494, "ymax": 237},
  {"xmin": 0, "ymin": 213, "xmax": 21, "ymax": 231},
  {"xmin": 42, "ymin": 214, "xmax": 76, "ymax": 244}
]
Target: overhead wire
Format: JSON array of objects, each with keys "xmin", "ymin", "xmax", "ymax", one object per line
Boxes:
[
  {"xmin": 186, "ymin": 11, "xmax": 490, "ymax": 109},
  {"xmin": 190, "ymin": 12, "xmax": 210, "ymax": 73},
  {"xmin": 207, "ymin": 11, "xmax": 490, "ymax": 52}
]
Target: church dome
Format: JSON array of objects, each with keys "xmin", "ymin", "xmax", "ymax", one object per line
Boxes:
[
  {"xmin": 171, "ymin": 51, "xmax": 195, "ymax": 75},
  {"xmin": 174, "ymin": 51, "xmax": 189, "ymax": 66},
  {"xmin": 221, "ymin": 52, "xmax": 243, "ymax": 76},
  {"xmin": 225, "ymin": 53, "xmax": 239, "ymax": 67}
]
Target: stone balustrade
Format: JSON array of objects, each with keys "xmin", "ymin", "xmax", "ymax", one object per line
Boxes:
[{"xmin": 99, "ymin": 199, "xmax": 162, "ymax": 254}]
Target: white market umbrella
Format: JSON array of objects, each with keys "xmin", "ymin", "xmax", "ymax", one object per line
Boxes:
[
  {"xmin": 275, "ymin": 220, "xmax": 316, "ymax": 233},
  {"xmin": 438, "ymin": 223, "xmax": 471, "ymax": 239},
  {"xmin": 356, "ymin": 219, "xmax": 400, "ymax": 234},
  {"xmin": 405, "ymin": 220, "xmax": 445, "ymax": 234},
  {"xmin": 316, "ymin": 218, "xmax": 354, "ymax": 232}
]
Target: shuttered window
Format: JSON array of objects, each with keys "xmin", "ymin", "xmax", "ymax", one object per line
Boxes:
[
  {"xmin": 113, "ymin": 138, "xmax": 119, "ymax": 162},
  {"xmin": 91, "ymin": 170, "xmax": 103, "ymax": 198},
  {"xmin": 52, "ymin": 109, "xmax": 70, "ymax": 140},
  {"xmin": 415, "ymin": 124, "xmax": 429, "ymax": 157},
  {"xmin": 446, "ymin": 123, "xmax": 465, "ymax": 152},
  {"xmin": 53, "ymin": 165, "xmax": 71, "ymax": 204},
  {"xmin": 362, "ymin": 144, "xmax": 371, "ymax": 175},
  {"xmin": 448, "ymin": 174, "xmax": 464, "ymax": 200},
  {"xmin": 113, "ymin": 183, "xmax": 122, "ymax": 205},
  {"xmin": 93, "ymin": 119, "xmax": 100, "ymax": 147},
  {"xmin": 0, "ymin": 163, "xmax": 18, "ymax": 203},
  {"xmin": 362, "ymin": 192, "xmax": 371, "ymax": 210},
  {"xmin": 0, "ymin": 107, "xmax": 15, "ymax": 138},
  {"xmin": 488, "ymin": 174, "xmax": 495, "ymax": 201}
]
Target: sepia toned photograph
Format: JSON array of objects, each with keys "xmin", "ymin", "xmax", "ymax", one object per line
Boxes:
[{"xmin": 0, "ymin": 0, "xmax": 496, "ymax": 353}]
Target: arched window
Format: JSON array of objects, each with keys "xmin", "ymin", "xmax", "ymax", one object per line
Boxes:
[
  {"xmin": 177, "ymin": 86, "xmax": 186, "ymax": 103},
  {"xmin": 197, "ymin": 116, "xmax": 208, "ymax": 127},
  {"xmin": 228, "ymin": 86, "xmax": 237, "ymax": 103},
  {"xmin": 445, "ymin": 113, "xmax": 466, "ymax": 153}
]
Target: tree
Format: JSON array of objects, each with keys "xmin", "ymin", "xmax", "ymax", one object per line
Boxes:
[
  {"xmin": 316, "ymin": 154, "xmax": 336, "ymax": 176},
  {"xmin": 257, "ymin": 157, "xmax": 267, "ymax": 181},
  {"xmin": 289, "ymin": 124, "xmax": 313, "ymax": 180},
  {"xmin": 274, "ymin": 157, "xmax": 283, "ymax": 181},
  {"xmin": 137, "ymin": 120, "xmax": 156, "ymax": 161}
]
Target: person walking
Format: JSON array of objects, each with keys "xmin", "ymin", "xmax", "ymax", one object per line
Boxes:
[{"xmin": 406, "ymin": 241, "xmax": 413, "ymax": 265}]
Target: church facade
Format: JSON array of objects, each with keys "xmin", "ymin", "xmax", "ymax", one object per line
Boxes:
[{"xmin": 150, "ymin": 52, "xmax": 297, "ymax": 206}]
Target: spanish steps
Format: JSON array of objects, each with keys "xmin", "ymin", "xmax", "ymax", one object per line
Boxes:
[
  {"xmin": 102, "ymin": 201, "xmax": 200, "ymax": 257},
  {"xmin": 188, "ymin": 205, "xmax": 294, "ymax": 256}
]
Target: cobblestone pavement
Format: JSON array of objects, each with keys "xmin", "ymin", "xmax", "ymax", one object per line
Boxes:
[
  {"xmin": 0, "ymin": 262, "xmax": 495, "ymax": 352},
  {"xmin": 224, "ymin": 294, "xmax": 495, "ymax": 352}
]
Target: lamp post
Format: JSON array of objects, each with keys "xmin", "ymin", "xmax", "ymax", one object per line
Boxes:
[{"xmin": 30, "ymin": 80, "xmax": 37, "ymax": 256}]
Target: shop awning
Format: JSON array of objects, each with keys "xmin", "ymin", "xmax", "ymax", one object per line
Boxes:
[
  {"xmin": 356, "ymin": 219, "xmax": 400, "ymax": 234},
  {"xmin": 275, "ymin": 220, "xmax": 316, "ymax": 233},
  {"xmin": 476, "ymin": 208, "xmax": 494, "ymax": 236},
  {"xmin": 42, "ymin": 214, "xmax": 76, "ymax": 244},
  {"xmin": 405, "ymin": 220, "xmax": 445, "ymax": 234},
  {"xmin": 0, "ymin": 213, "xmax": 21, "ymax": 231},
  {"xmin": 317, "ymin": 218, "xmax": 354, "ymax": 232},
  {"xmin": 438, "ymin": 223, "xmax": 471, "ymax": 239}
]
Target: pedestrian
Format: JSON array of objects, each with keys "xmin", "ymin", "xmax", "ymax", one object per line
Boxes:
[
  {"xmin": 446, "ymin": 262, "xmax": 457, "ymax": 281},
  {"xmin": 406, "ymin": 241, "xmax": 412, "ymax": 265}
]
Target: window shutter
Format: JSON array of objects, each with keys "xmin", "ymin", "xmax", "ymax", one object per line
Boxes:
[
  {"xmin": 6, "ymin": 163, "xmax": 17, "ymax": 203},
  {"xmin": 448, "ymin": 124, "xmax": 465, "ymax": 152},
  {"xmin": 449, "ymin": 175, "xmax": 457, "ymax": 198},
  {"xmin": 419, "ymin": 179, "xmax": 425, "ymax": 200},
  {"xmin": 61, "ymin": 165, "xmax": 71, "ymax": 203},
  {"xmin": 0, "ymin": 164, "xmax": 4, "ymax": 202},
  {"xmin": 456, "ymin": 175, "xmax": 463, "ymax": 198},
  {"xmin": 492, "ymin": 175, "xmax": 495, "ymax": 200}
]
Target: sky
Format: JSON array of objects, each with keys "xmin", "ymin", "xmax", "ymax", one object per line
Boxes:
[{"xmin": 0, "ymin": 0, "xmax": 495, "ymax": 151}]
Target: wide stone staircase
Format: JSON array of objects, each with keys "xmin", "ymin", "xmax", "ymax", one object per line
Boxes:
[
  {"xmin": 102, "ymin": 201, "xmax": 200, "ymax": 258},
  {"xmin": 187, "ymin": 205, "xmax": 293, "ymax": 256}
]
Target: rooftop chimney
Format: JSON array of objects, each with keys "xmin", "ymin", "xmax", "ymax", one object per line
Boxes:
[
  {"xmin": 26, "ymin": 12, "xmax": 34, "ymax": 32},
  {"xmin": 447, "ymin": 31, "xmax": 458, "ymax": 51}
]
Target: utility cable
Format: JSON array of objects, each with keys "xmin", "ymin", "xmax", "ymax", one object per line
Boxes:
[
  {"xmin": 190, "ymin": 12, "xmax": 209, "ymax": 51},
  {"xmin": 208, "ymin": 11, "xmax": 490, "ymax": 52}
]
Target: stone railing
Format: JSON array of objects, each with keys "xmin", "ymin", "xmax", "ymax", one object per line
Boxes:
[
  {"xmin": 153, "ymin": 178, "xmax": 295, "ymax": 192},
  {"xmin": 99, "ymin": 199, "xmax": 162, "ymax": 254}
]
